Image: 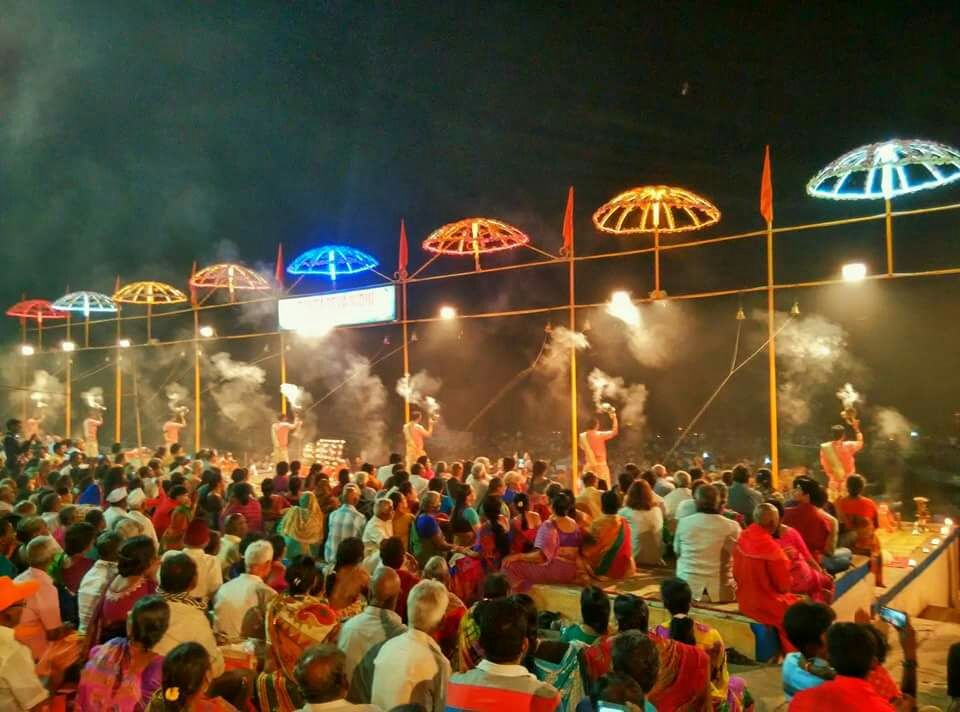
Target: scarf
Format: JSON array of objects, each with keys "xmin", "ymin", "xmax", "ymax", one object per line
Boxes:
[
  {"xmin": 159, "ymin": 589, "xmax": 208, "ymax": 610},
  {"xmin": 277, "ymin": 492, "xmax": 324, "ymax": 543}
]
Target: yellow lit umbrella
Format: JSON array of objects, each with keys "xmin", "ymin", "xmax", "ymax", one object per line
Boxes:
[
  {"xmin": 113, "ymin": 281, "xmax": 188, "ymax": 340},
  {"xmin": 189, "ymin": 263, "xmax": 271, "ymax": 302},
  {"xmin": 593, "ymin": 185, "xmax": 720, "ymax": 298},
  {"xmin": 422, "ymin": 217, "xmax": 531, "ymax": 271}
]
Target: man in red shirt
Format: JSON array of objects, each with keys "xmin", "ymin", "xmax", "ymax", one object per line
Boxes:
[
  {"xmin": 379, "ymin": 536, "xmax": 420, "ymax": 623},
  {"xmin": 790, "ymin": 623, "xmax": 897, "ymax": 711},
  {"xmin": 835, "ymin": 474, "xmax": 884, "ymax": 586},
  {"xmin": 783, "ymin": 477, "xmax": 832, "ymax": 559}
]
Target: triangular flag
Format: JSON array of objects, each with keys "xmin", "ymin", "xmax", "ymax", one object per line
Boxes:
[
  {"xmin": 274, "ymin": 244, "xmax": 284, "ymax": 288},
  {"xmin": 189, "ymin": 261, "xmax": 198, "ymax": 306},
  {"xmin": 114, "ymin": 275, "xmax": 121, "ymax": 295},
  {"xmin": 398, "ymin": 219, "xmax": 409, "ymax": 276},
  {"xmin": 562, "ymin": 186, "xmax": 574, "ymax": 254},
  {"xmin": 760, "ymin": 145, "xmax": 774, "ymax": 224}
]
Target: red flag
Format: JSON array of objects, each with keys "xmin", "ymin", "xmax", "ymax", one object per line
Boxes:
[
  {"xmin": 398, "ymin": 219, "xmax": 409, "ymax": 276},
  {"xmin": 274, "ymin": 244, "xmax": 284, "ymax": 288},
  {"xmin": 760, "ymin": 145, "xmax": 774, "ymax": 224},
  {"xmin": 562, "ymin": 186, "xmax": 574, "ymax": 254},
  {"xmin": 189, "ymin": 261, "xmax": 198, "ymax": 306},
  {"xmin": 113, "ymin": 274, "xmax": 120, "ymax": 295}
]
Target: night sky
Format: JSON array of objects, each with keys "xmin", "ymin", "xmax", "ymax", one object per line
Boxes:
[{"xmin": 2, "ymin": 3, "xmax": 960, "ymax": 458}]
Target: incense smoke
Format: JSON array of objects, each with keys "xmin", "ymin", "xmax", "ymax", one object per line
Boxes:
[
  {"xmin": 396, "ymin": 370, "xmax": 442, "ymax": 419},
  {"xmin": 873, "ymin": 406, "xmax": 915, "ymax": 449},
  {"xmin": 280, "ymin": 382, "xmax": 307, "ymax": 411},
  {"xmin": 836, "ymin": 383, "xmax": 861, "ymax": 410},
  {"xmin": 604, "ymin": 297, "xmax": 685, "ymax": 368},
  {"xmin": 166, "ymin": 383, "xmax": 189, "ymax": 414},
  {"xmin": 81, "ymin": 386, "xmax": 106, "ymax": 411},
  {"xmin": 541, "ymin": 327, "xmax": 589, "ymax": 377},
  {"xmin": 587, "ymin": 368, "xmax": 649, "ymax": 432},
  {"xmin": 204, "ymin": 352, "xmax": 273, "ymax": 450},
  {"xmin": 20, "ymin": 370, "xmax": 66, "ymax": 423}
]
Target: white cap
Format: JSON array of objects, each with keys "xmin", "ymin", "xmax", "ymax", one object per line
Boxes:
[
  {"xmin": 127, "ymin": 488, "xmax": 146, "ymax": 508},
  {"xmin": 106, "ymin": 487, "xmax": 128, "ymax": 504}
]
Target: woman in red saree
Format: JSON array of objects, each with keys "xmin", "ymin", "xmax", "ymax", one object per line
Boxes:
[{"xmin": 581, "ymin": 490, "xmax": 635, "ymax": 580}]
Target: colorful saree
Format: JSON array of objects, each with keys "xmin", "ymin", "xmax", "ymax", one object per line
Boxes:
[
  {"xmin": 276, "ymin": 492, "xmax": 324, "ymax": 560},
  {"xmin": 76, "ymin": 638, "xmax": 163, "ymax": 712},
  {"xmin": 533, "ymin": 640, "xmax": 587, "ymax": 712},
  {"xmin": 502, "ymin": 519, "xmax": 586, "ymax": 592},
  {"xmin": 582, "ymin": 514, "xmax": 635, "ymax": 579}
]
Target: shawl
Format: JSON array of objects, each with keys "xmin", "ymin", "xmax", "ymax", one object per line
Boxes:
[{"xmin": 276, "ymin": 492, "xmax": 323, "ymax": 543}]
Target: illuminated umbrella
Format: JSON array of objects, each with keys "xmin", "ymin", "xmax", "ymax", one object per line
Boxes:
[
  {"xmin": 6, "ymin": 299, "xmax": 67, "ymax": 347},
  {"xmin": 53, "ymin": 291, "xmax": 118, "ymax": 346},
  {"xmin": 189, "ymin": 263, "xmax": 271, "ymax": 301},
  {"xmin": 806, "ymin": 139, "xmax": 960, "ymax": 274},
  {"xmin": 287, "ymin": 245, "xmax": 379, "ymax": 281},
  {"xmin": 422, "ymin": 217, "xmax": 531, "ymax": 271},
  {"xmin": 593, "ymin": 185, "xmax": 721, "ymax": 298},
  {"xmin": 114, "ymin": 281, "xmax": 188, "ymax": 341}
]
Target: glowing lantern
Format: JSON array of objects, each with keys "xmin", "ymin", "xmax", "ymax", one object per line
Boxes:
[
  {"xmin": 114, "ymin": 281, "xmax": 188, "ymax": 340},
  {"xmin": 807, "ymin": 139, "xmax": 960, "ymax": 274},
  {"xmin": 287, "ymin": 245, "xmax": 379, "ymax": 281},
  {"xmin": 190, "ymin": 263, "xmax": 271, "ymax": 301},
  {"xmin": 422, "ymin": 217, "xmax": 531, "ymax": 271},
  {"xmin": 593, "ymin": 185, "xmax": 721, "ymax": 299},
  {"xmin": 53, "ymin": 291, "xmax": 118, "ymax": 347},
  {"xmin": 6, "ymin": 299, "xmax": 67, "ymax": 348}
]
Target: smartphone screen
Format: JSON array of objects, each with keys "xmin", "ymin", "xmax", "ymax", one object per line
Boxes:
[{"xmin": 878, "ymin": 606, "xmax": 908, "ymax": 630}]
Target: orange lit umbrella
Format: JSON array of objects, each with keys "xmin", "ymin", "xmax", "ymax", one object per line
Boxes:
[
  {"xmin": 593, "ymin": 185, "xmax": 721, "ymax": 298},
  {"xmin": 422, "ymin": 217, "xmax": 531, "ymax": 271},
  {"xmin": 189, "ymin": 263, "xmax": 270, "ymax": 302},
  {"xmin": 114, "ymin": 281, "xmax": 188, "ymax": 340},
  {"xmin": 6, "ymin": 299, "xmax": 67, "ymax": 347}
]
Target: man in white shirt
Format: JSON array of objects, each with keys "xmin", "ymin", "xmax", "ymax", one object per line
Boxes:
[
  {"xmin": 103, "ymin": 487, "xmax": 129, "ymax": 530},
  {"xmin": 663, "ymin": 470, "xmax": 693, "ymax": 520},
  {"xmin": 213, "ymin": 539, "xmax": 276, "ymax": 642},
  {"xmin": 77, "ymin": 531, "xmax": 122, "ymax": 634},
  {"xmin": 652, "ymin": 463, "xmax": 675, "ymax": 497},
  {"xmin": 325, "ymin": 486, "xmax": 366, "ymax": 563},
  {"xmin": 361, "ymin": 499, "xmax": 394, "ymax": 568},
  {"xmin": 162, "ymin": 519, "xmax": 222, "ymax": 602},
  {"xmin": 371, "ymin": 579, "xmax": 450, "ymax": 712},
  {"xmin": 409, "ymin": 463, "xmax": 430, "ymax": 498},
  {"xmin": 0, "ymin": 575, "xmax": 50, "ymax": 711},
  {"xmin": 294, "ymin": 644, "xmax": 381, "ymax": 711},
  {"xmin": 338, "ymin": 566, "xmax": 406, "ymax": 678},
  {"xmin": 402, "ymin": 411, "xmax": 433, "ymax": 469},
  {"xmin": 14, "ymin": 537, "xmax": 70, "ymax": 661},
  {"xmin": 673, "ymin": 484, "xmax": 741, "ymax": 603},
  {"xmin": 153, "ymin": 552, "xmax": 225, "ymax": 678},
  {"xmin": 376, "ymin": 453, "xmax": 402, "ymax": 486},
  {"xmin": 218, "ymin": 514, "xmax": 246, "ymax": 576},
  {"xmin": 575, "ymin": 472, "xmax": 603, "ymax": 520},
  {"xmin": 126, "ymin": 488, "xmax": 158, "ymax": 545}
]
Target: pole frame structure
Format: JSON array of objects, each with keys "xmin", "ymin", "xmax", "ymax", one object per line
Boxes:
[
  {"xmin": 115, "ymin": 309, "xmax": 122, "ymax": 444},
  {"xmin": 884, "ymin": 197, "xmax": 894, "ymax": 275},
  {"xmin": 766, "ymin": 219, "xmax": 780, "ymax": 487},
  {"xmin": 65, "ymin": 354, "xmax": 72, "ymax": 440},
  {"xmin": 193, "ymin": 305, "xmax": 201, "ymax": 453},
  {"xmin": 20, "ymin": 319, "xmax": 27, "ymax": 422},
  {"xmin": 568, "ymin": 213, "xmax": 579, "ymax": 494},
  {"xmin": 401, "ymin": 268, "xmax": 411, "ymax": 425},
  {"xmin": 279, "ymin": 330, "xmax": 287, "ymax": 416}
]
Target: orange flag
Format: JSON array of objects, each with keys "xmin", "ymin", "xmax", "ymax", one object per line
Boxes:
[
  {"xmin": 113, "ymin": 275, "xmax": 120, "ymax": 295},
  {"xmin": 189, "ymin": 261, "xmax": 198, "ymax": 306},
  {"xmin": 760, "ymin": 145, "xmax": 774, "ymax": 224},
  {"xmin": 274, "ymin": 244, "xmax": 284, "ymax": 288},
  {"xmin": 398, "ymin": 219, "xmax": 409, "ymax": 276},
  {"xmin": 562, "ymin": 186, "xmax": 574, "ymax": 254}
]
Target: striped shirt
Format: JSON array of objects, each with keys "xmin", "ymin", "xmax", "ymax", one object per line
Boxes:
[
  {"xmin": 325, "ymin": 504, "xmax": 367, "ymax": 562},
  {"xmin": 337, "ymin": 605, "xmax": 407, "ymax": 678},
  {"xmin": 446, "ymin": 660, "xmax": 561, "ymax": 712}
]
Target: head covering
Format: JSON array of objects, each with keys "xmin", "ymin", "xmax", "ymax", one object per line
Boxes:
[
  {"xmin": 106, "ymin": 487, "xmax": 128, "ymax": 504},
  {"xmin": 277, "ymin": 491, "xmax": 323, "ymax": 543},
  {"xmin": 127, "ymin": 488, "xmax": 147, "ymax": 508},
  {"xmin": 184, "ymin": 518, "xmax": 210, "ymax": 547},
  {"xmin": 0, "ymin": 576, "xmax": 40, "ymax": 611}
]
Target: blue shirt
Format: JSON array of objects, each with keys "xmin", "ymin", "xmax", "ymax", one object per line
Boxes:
[{"xmin": 782, "ymin": 652, "xmax": 832, "ymax": 701}]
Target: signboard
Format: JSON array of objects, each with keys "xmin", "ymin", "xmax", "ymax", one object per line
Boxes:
[{"xmin": 278, "ymin": 284, "xmax": 397, "ymax": 331}]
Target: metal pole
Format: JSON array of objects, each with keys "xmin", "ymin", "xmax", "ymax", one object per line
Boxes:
[
  {"xmin": 654, "ymin": 226, "xmax": 661, "ymax": 296},
  {"xmin": 193, "ymin": 306, "xmax": 201, "ymax": 452},
  {"xmin": 885, "ymin": 197, "xmax": 894, "ymax": 275},
  {"xmin": 401, "ymin": 273, "xmax": 411, "ymax": 424},
  {"xmin": 133, "ymin": 362, "xmax": 142, "ymax": 450},
  {"xmin": 20, "ymin": 320, "xmax": 26, "ymax": 422},
  {"xmin": 568, "ymin": 218, "xmax": 579, "ymax": 493},
  {"xmin": 280, "ymin": 330, "xmax": 287, "ymax": 415},
  {"xmin": 85, "ymin": 314, "xmax": 90, "ymax": 348},
  {"xmin": 147, "ymin": 303, "xmax": 152, "ymax": 342},
  {"xmin": 115, "ymin": 310, "xmax": 122, "ymax": 444},
  {"xmin": 767, "ymin": 220, "xmax": 780, "ymax": 487},
  {"xmin": 65, "ymin": 355, "xmax": 72, "ymax": 440}
]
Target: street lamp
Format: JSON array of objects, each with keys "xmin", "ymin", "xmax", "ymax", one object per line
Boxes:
[
  {"xmin": 19, "ymin": 344, "xmax": 35, "ymax": 356},
  {"xmin": 841, "ymin": 262, "xmax": 867, "ymax": 282},
  {"xmin": 118, "ymin": 338, "xmax": 132, "ymax": 348},
  {"xmin": 198, "ymin": 326, "xmax": 215, "ymax": 338},
  {"xmin": 439, "ymin": 305, "xmax": 457, "ymax": 321},
  {"xmin": 61, "ymin": 341, "xmax": 76, "ymax": 352}
]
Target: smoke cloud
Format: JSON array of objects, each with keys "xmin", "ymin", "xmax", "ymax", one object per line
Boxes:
[
  {"xmin": 873, "ymin": 406, "xmax": 915, "ymax": 449},
  {"xmin": 587, "ymin": 367, "xmax": 649, "ymax": 433},
  {"xmin": 541, "ymin": 326, "xmax": 589, "ymax": 378},
  {"xmin": 836, "ymin": 383, "xmax": 861, "ymax": 410},
  {"xmin": 396, "ymin": 370, "xmax": 442, "ymax": 418},
  {"xmin": 203, "ymin": 352, "xmax": 273, "ymax": 451},
  {"xmin": 81, "ymin": 386, "xmax": 106, "ymax": 411},
  {"xmin": 166, "ymin": 383, "xmax": 189, "ymax": 414}
]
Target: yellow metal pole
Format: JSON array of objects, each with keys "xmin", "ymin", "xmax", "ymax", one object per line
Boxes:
[
  {"xmin": 568, "ymin": 219, "xmax": 579, "ymax": 494},
  {"xmin": 133, "ymin": 363, "xmax": 142, "ymax": 450},
  {"xmin": 65, "ymin": 354, "xmax": 72, "ymax": 440},
  {"xmin": 279, "ymin": 330, "xmax": 287, "ymax": 415},
  {"xmin": 147, "ymin": 303, "xmax": 152, "ymax": 342},
  {"xmin": 401, "ymin": 271, "xmax": 411, "ymax": 424},
  {"xmin": 85, "ymin": 315, "xmax": 90, "ymax": 348},
  {"xmin": 115, "ymin": 311, "xmax": 122, "ymax": 444},
  {"xmin": 193, "ymin": 306, "xmax": 201, "ymax": 452},
  {"xmin": 654, "ymin": 226, "xmax": 661, "ymax": 296},
  {"xmin": 884, "ymin": 197, "xmax": 894, "ymax": 275},
  {"xmin": 767, "ymin": 220, "xmax": 780, "ymax": 488},
  {"xmin": 20, "ymin": 320, "xmax": 27, "ymax": 422}
]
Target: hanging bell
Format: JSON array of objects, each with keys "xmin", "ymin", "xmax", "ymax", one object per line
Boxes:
[
  {"xmin": 410, "ymin": 332, "xmax": 419, "ymax": 342},
  {"xmin": 790, "ymin": 301, "xmax": 801, "ymax": 317},
  {"xmin": 544, "ymin": 322, "xmax": 553, "ymax": 334},
  {"xmin": 383, "ymin": 336, "xmax": 391, "ymax": 345},
  {"xmin": 735, "ymin": 306, "xmax": 746, "ymax": 321}
]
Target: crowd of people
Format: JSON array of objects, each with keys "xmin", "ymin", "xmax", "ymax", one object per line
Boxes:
[{"xmin": 0, "ymin": 414, "xmax": 955, "ymax": 712}]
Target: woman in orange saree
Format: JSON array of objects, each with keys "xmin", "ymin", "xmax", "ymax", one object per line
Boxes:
[{"xmin": 581, "ymin": 490, "xmax": 635, "ymax": 580}]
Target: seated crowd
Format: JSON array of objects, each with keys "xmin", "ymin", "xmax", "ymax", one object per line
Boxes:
[{"xmin": 0, "ymin": 422, "xmax": 947, "ymax": 711}]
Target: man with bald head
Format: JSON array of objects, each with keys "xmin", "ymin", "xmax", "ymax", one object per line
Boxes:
[
  {"xmin": 337, "ymin": 565, "xmax": 407, "ymax": 677},
  {"xmin": 733, "ymin": 502, "xmax": 800, "ymax": 649},
  {"xmin": 673, "ymin": 483, "xmax": 741, "ymax": 602},
  {"xmin": 294, "ymin": 644, "xmax": 379, "ymax": 710}
]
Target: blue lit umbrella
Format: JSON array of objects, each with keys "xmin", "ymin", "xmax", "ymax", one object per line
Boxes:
[
  {"xmin": 53, "ymin": 290, "xmax": 118, "ymax": 347},
  {"xmin": 286, "ymin": 245, "xmax": 379, "ymax": 281}
]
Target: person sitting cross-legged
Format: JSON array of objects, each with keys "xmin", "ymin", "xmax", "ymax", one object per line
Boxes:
[
  {"xmin": 292, "ymin": 644, "xmax": 381, "ymax": 711},
  {"xmin": 446, "ymin": 596, "xmax": 561, "ymax": 712}
]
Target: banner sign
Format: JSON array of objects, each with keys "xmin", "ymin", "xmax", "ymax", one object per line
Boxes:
[{"xmin": 278, "ymin": 284, "xmax": 397, "ymax": 330}]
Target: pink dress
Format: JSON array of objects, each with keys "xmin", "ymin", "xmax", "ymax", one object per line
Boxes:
[
  {"xmin": 777, "ymin": 525, "xmax": 834, "ymax": 603},
  {"xmin": 93, "ymin": 577, "xmax": 158, "ymax": 643},
  {"xmin": 503, "ymin": 520, "xmax": 582, "ymax": 592}
]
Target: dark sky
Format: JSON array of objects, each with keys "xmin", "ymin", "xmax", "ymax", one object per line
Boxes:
[{"xmin": 2, "ymin": 2, "xmax": 960, "ymax": 454}]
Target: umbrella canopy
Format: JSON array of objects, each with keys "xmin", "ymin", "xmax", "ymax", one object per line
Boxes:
[
  {"xmin": 807, "ymin": 139, "xmax": 960, "ymax": 200},
  {"xmin": 592, "ymin": 185, "xmax": 721, "ymax": 235},
  {"xmin": 113, "ymin": 280, "xmax": 188, "ymax": 305},
  {"xmin": 6, "ymin": 299, "xmax": 68, "ymax": 322},
  {"xmin": 422, "ymin": 217, "xmax": 531, "ymax": 256},
  {"xmin": 287, "ymin": 245, "xmax": 379, "ymax": 280},
  {"xmin": 189, "ymin": 263, "xmax": 271, "ymax": 291},
  {"xmin": 52, "ymin": 291, "xmax": 117, "ymax": 318}
]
